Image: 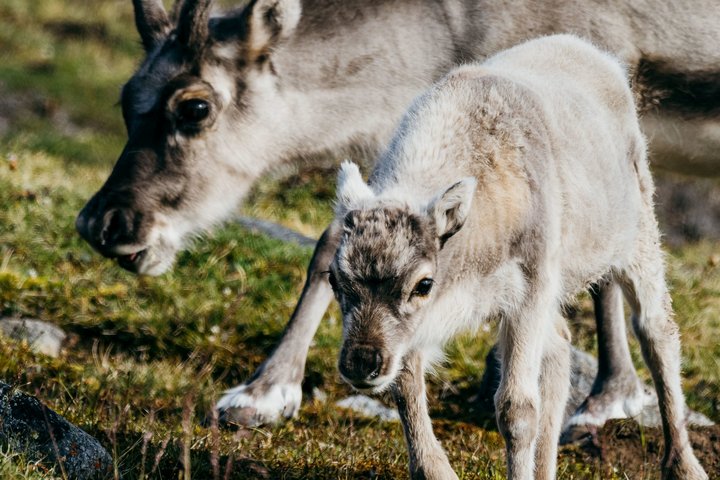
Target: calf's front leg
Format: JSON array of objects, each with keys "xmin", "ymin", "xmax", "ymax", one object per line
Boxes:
[
  {"xmin": 495, "ymin": 298, "xmax": 555, "ymax": 480},
  {"xmin": 392, "ymin": 350, "xmax": 458, "ymax": 480},
  {"xmin": 215, "ymin": 223, "xmax": 341, "ymax": 426},
  {"xmin": 534, "ymin": 316, "xmax": 571, "ymax": 480}
]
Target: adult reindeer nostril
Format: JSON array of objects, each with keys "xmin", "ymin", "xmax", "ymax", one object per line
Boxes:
[
  {"xmin": 100, "ymin": 208, "xmax": 134, "ymax": 248},
  {"xmin": 339, "ymin": 345, "xmax": 384, "ymax": 384}
]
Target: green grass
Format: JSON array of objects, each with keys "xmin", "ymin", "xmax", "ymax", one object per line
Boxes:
[
  {"xmin": 1, "ymin": 1, "xmax": 719, "ymax": 479},
  {"xmin": 0, "ymin": 446, "xmax": 57, "ymax": 480}
]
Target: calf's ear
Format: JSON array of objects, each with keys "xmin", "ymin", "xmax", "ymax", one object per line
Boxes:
[
  {"xmin": 336, "ymin": 161, "xmax": 374, "ymax": 216},
  {"xmin": 247, "ymin": 0, "xmax": 301, "ymax": 55},
  {"xmin": 428, "ymin": 177, "xmax": 476, "ymax": 245}
]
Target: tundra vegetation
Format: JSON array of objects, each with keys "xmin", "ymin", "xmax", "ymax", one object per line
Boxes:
[{"xmin": 0, "ymin": 1, "xmax": 719, "ymax": 479}]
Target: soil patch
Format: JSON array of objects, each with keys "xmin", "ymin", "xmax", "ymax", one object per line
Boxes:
[{"xmin": 563, "ymin": 420, "xmax": 720, "ymax": 478}]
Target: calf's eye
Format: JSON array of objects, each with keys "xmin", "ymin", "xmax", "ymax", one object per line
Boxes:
[
  {"xmin": 411, "ymin": 278, "xmax": 434, "ymax": 298},
  {"xmin": 177, "ymin": 99, "xmax": 210, "ymax": 123}
]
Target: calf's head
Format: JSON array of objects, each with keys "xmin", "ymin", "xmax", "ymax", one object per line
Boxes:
[
  {"xmin": 76, "ymin": 0, "xmax": 302, "ymax": 275},
  {"xmin": 330, "ymin": 162, "xmax": 476, "ymax": 392}
]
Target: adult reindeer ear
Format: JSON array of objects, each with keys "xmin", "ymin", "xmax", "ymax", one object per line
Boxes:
[
  {"xmin": 335, "ymin": 161, "xmax": 374, "ymax": 216},
  {"xmin": 132, "ymin": 0, "xmax": 172, "ymax": 52},
  {"xmin": 428, "ymin": 177, "xmax": 477, "ymax": 246},
  {"xmin": 176, "ymin": 0, "xmax": 213, "ymax": 53},
  {"xmin": 247, "ymin": 0, "xmax": 301, "ymax": 57}
]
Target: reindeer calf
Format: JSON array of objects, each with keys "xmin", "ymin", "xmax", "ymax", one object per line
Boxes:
[{"xmin": 329, "ymin": 35, "xmax": 706, "ymax": 480}]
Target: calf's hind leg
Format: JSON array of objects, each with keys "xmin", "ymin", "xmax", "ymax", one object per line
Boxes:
[
  {"xmin": 563, "ymin": 280, "xmax": 654, "ymax": 440},
  {"xmin": 617, "ymin": 236, "xmax": 707, "ymax": 480}
]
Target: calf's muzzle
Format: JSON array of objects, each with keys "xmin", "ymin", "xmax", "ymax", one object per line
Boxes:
[{"xmin": 339, "ymin": 344, "xmax": 384, "ymax": 387}]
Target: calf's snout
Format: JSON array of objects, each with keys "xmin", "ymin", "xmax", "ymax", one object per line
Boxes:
[{"xmin": 339, "ymin": 344, "xmax": 384, "ymax": 386}]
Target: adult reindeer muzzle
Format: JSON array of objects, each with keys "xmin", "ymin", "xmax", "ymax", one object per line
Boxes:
[{"xmin": 76, "ymin": 139, "xmax": 168, "ymax": 274}]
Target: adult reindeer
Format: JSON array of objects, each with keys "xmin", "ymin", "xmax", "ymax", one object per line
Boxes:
[{"xmin": 76, "ymin": 0, "xmax": 720, "ymax": 431}]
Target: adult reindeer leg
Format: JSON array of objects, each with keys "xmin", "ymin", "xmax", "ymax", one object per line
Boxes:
[{"xmin": 216, "ymin": 222, "xmax": 341, "ymax": 426}]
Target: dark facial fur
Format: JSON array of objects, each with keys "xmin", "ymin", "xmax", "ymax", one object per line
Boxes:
[{"xmin": 332, "ymin": 206, "xmax": 439, "ymax": 389}]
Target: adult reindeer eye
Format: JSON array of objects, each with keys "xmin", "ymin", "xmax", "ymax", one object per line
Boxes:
[
  {"xmin": 177, "ymin": 99, "xmax": 210, "ymax": 124},
  {"xmin": 411, "ymin": 278, "xmax": 434, "ymax": 298}
]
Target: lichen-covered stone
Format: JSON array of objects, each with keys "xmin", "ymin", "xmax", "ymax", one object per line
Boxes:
[
  {"xmin": 0, "ymin": 382, "xmax": 113, "ymax": 479},
  {"xmin": 0, "ymin": 318, "xmax": 67, "ymax": 358}
]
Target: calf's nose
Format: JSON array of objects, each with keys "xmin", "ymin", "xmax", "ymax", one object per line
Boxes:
[{"xmin": 339, "ymin": 345, "xmax": 383, "ymax": 384}]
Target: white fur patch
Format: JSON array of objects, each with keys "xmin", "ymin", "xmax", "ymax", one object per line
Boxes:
[
  {"xmin": 275, "ymin": 0, "xmax": 302, "ymax": 37},
  {"xmin": 335, "ymin": 395, "xmax": 400, "ymax": 421},
  {"xmin": 641, "ymin": 112, "xmax": 720, "ymax": 175},
  {"xmin": 203, "ymin": 67, "xmax": 235, "ymax": 106},
  {"xmin": 215, "ymin": 382, "xmax": 302, "ymax": 423},
  {"xmin": 336, "ymin": 161, "xmax": 375, "ymax": 214}
]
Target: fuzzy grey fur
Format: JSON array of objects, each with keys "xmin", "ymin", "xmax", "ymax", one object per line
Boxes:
[{"xmin": 332, "ymin": 35, "xmax": 706, "ymax": 479}]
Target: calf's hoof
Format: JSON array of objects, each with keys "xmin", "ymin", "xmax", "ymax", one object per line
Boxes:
[{"xmin": 215, "ymin": 381, "xmax": 302, "ymax": 427}]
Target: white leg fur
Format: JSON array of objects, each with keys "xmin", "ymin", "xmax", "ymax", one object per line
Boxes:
[
  {"xmin": 534, "ymin": 316, "xmax": 571, "ymax": 480},
  {"xmin": 495, "ymin": 286, "xmax": 558, "ymax": 480}
]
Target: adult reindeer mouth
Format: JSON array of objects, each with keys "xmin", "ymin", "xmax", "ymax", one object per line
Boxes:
[{"xmin": 116, "ymin": 248, "xmax": 148, "ymax": 272}]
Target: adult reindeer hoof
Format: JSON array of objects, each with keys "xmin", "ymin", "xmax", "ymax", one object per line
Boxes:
[
  {"xmin": 561, "ymin": 382, "xmax": 655, "ymax": 444},
  {"xmin": 215, "ymin": 382, "xmax": 302, "ymax": 427},
  {"xmin": 663, "ymin": 448, "xmax": 708, "ymax": 480}
]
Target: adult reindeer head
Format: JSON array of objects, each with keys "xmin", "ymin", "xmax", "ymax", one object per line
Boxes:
[{"xmin": 76, "ymin": 0, "xmax": 303, "ymax": 275}]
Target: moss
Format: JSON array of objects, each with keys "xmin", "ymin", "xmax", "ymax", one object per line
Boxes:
[{"xmin": 1, "ymin": 0, "xmax": 719, "ymax": 478}]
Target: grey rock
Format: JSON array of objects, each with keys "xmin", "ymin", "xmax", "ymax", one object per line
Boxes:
[
  {"xmin": 0, "ymin": 382, "xmax": 113, "ymax": 479},
  {"xmin": 0, "ymin": 82, "xmax": 83, "ymax": 138},
  {"xmin": 564, "ymin": 347, "xmax": 600, "ymax": 421},
  {"xmin": 236, "ymin": 216, "xmax": 317, "ymax": 248},
  {"xmin": 0, "ymin": 318, "xmax": 67, "ymax": 358},
  {"xmin": 335, "ymin": 395, "xmax": 400, "ymax": 422}
]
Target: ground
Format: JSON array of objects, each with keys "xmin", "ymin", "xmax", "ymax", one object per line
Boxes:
[{"xmin": 0, "ymin": 1, "xmax": 719, "ymax": 479}]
